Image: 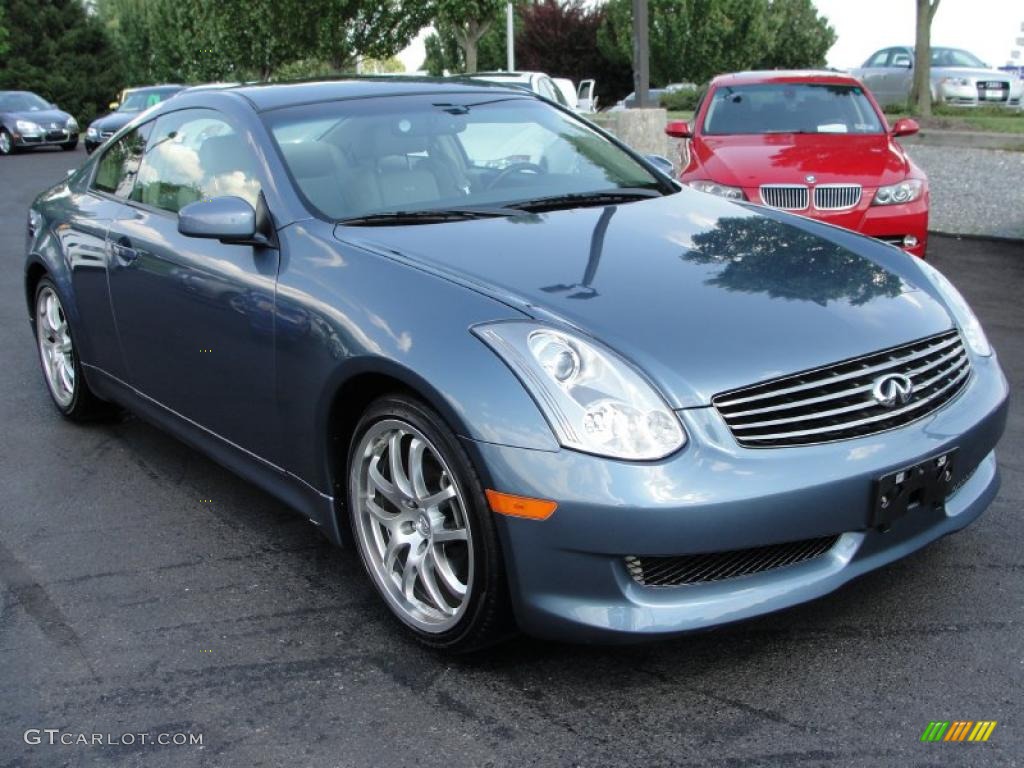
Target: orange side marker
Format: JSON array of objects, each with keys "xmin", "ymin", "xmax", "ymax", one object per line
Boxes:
[{"xmin": 486, "ymin": 490, "xmax": 557, "ymax": 520}]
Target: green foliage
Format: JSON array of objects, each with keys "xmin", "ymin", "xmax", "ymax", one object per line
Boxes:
[
  {"xmin": 424, "ymin": 18, "xmax": 506, "ymax": 75},
  {"xmin": 96, "ymin": 0, "xmax": 432, "ymax": 84},
  {"xmin": 433, "ymin": 0, "xmax": 506, "ymax": 73},
  {"xmin": 272, "ymin": 59, "xmax": 338, "ymax": 82},
  {"xmin": 659, "ymin": 87, "xmax": 701, "ymax": 111},
  {"xmin": 0, "ymin": 4, "xmax": 9, "ymax": 57},
  {"xmin": 598, "ymin": 0, "xmax": 835, "ymax": 87},
  {"xmin": 0, "ymin": 0, "xmax": 124, "ymax": 125}
]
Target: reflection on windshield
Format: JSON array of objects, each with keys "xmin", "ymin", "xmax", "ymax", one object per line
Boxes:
[
  {"xmin": 265, "ymin": 95, "xmax": 665, "ymax": 222},
  {"xmin": 681, "ymin": 216, "xmax": 905, "ymax": 306},
  {"xmin": 704, "ymin": 84, "xmax": 883, "ymax": 136},
  {"xmin": 0, "ymin": 93, "xmax": 50, "ymax": 112},
  {"xmin": 931, "ymin": 48, "xmax": 987, "ymax": 68}
]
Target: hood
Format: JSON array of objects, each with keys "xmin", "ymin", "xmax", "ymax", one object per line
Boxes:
[
  {"xmin": 3, "ymin": 108, "xmax": 71, "ymax": 127},
  {"xmin": 336, "ymin": 194, "xmax": 953, "ymax": 408},
  {"xmin": 691, "ymin": 133, "xmax": 908, "ymax": 188},
  {"xmin": 89, "ymin": 111, "xmax": 135, "ymax": 133}
]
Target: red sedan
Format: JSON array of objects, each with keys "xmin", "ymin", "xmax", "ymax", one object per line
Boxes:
[{"xmin": 668, "ymin": 71, "xmax": 929, "ymax": 257}]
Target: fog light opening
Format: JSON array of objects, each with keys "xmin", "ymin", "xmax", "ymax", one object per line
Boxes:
[{"xmin": 903, "ymin": 235, "xmax": 919, "ymax": 249}]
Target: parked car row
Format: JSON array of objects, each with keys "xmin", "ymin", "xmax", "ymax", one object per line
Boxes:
[{"xmin": 0, "ymin": 91, "xmax": 79, "ymax": 155}]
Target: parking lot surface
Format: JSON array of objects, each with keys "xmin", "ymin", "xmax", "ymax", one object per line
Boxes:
[{"xmin": 1, "ymin": 147, "xmax": 1022, "ymax": 767}]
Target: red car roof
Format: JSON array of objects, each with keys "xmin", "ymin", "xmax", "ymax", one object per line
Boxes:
[{"xmin": 710, "ymin": 70, "xmax": 865, "ymax": 88}]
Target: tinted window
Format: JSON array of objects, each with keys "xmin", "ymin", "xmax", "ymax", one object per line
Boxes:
[
  {"xmin": 703, "ymin": 83, "xmax": 884, "ymax": 135},
  {"xmin": 264, "ymin": 94, "xmax": 661, "ymax": 221},
  {"xmin": 131, "ymin": 109, "xmax": 261, "ymax": 214},
  {"xmin": 931, "ymin": 48, "xmax": 987, "ymax": 68},
  {"xmin": 0, "ymin": 92, "xmax": 51, "ymax": 111},
  {"xmin": 92, "ymin": 123, "xmax": 154, "ymax": 198},
  {"xmin": 865, "ymin": 49, "xmax": 890, "ymax": 67},
  {"xmin": 118, "ymin": 88, "xmax": 179, "ymax": 113}
]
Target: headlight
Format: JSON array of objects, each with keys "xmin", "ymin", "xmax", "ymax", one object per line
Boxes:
[
  {"xmin": 474, "ymin": 321, "xmax": 686, "ymax": 460},
  {"xmin": 15, "ymin": 120, "xmax": 41, "ymax": 134},
  {"xmin": 66, "ymin": 117, "xmax": 78, "ymax": 131},
  {"xmin": 873, "ymin": 179, "xmax": 923, "ymax": 206},
  {"xmin": 687, "ymin": 180, "xmax": 745, "ymax": 201},
  {"xmin": 86, "ymin": 126, "xmax": 99, "ymax": 139},
  {"xmin": 940, "ymin": 77, "xmax": 972, "ymax": 87},
  {"xmin": 916, "ymin": 259, "xmax": 992, "ymax": 357}
]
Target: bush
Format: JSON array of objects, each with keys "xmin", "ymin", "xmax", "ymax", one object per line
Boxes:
[
  {"xmin": 272, "ymin": 59, "xmax": 338, "ymax": 82},
  {"xmin": 659, "ymin": 87, "xmax": 701, "ymax": 112}
]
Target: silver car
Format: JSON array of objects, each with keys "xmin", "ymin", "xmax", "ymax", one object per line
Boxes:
[{"xmin": 854, "ymin": 46, "xmax": 1023, "ymax": 108}]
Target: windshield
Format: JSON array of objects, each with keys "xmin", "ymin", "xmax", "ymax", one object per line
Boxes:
[
  {"xmin": 0, "ymin": 92, "xmax": 51, "ymax": 112},
  {"xmin": 703, "ymin": 83, "xmax": 883, "ymax": 135},
  {"xmin": 263, "ymin": 94, "xmax": 665, "ymax": 221},
  {"xmin": 119, "ymin": 89, "xmax": 176, "ymax": 112},
  {"xmin": 931, "ymin": 48, "xmax": 987, "ymax": 68}
]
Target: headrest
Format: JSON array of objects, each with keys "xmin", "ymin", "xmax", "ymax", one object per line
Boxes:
[
  {"xmin": 372, "ymin": 130, "xmax": 429, "ymax": 157},
  {"xmin": 198, "ymin": 134, "xmax": 254, "ymax": 177},
  {"xmin": 279, "ymin": 141, "xmax": 337, "ymax": 179}
]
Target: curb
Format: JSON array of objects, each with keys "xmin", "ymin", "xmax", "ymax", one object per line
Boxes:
[
  {"xmin": 930, "ymin": 230, "xmax": 1024, "ymax": 245},
  {"xmin": 899, "ymin": 130, "xmax": 1024, "ymax": 152}
]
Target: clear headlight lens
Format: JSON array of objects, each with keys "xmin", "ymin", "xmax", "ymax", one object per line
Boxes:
[
  {"xmin": 86, "ymin": 126, "xmax": 99, "ymax": 139},
  {"xmin": 16, "ymin": 119, "xmax": 41, "ymax": 134},
  {"xmin": 474, "ymin": 322, "xmax": 686, "ymax": 460},
  {"xmin": 687, "ymin": 180, "xmax": 745, "ymax": 201},
  {"xmin": 916, "ymin": 259, "xmax": 992, "ymax": 357},
  {"xmin": 873, "ymin": 179, "xmax": 923, "ymax": 206},
  {"xmin": 66, "ymin": 117, "xmax": 78, "ymax": 131}
]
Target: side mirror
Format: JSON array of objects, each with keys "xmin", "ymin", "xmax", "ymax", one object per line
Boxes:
[
  {"xmin": 109, "ymin": 102, "xmax": 119, "ymax": 111},
  {"xmin": 891, "ymin": 117, "xmax": 920, "ymax": 137},
  {"xmin": 665, "ymin": 120, "xmax": 692, "ymax": 138},
  {"xmin": 645, "ymin": 154, "xmax": 675, "ymax": 176},
  {"xmin": 178, "ymin": 196, "xmax": 268, "ymax": 245}
]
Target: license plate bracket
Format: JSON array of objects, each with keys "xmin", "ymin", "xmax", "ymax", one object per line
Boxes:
[{"xmin": 871, "ymin": 450, "xmax": 956, "ymax": 527}]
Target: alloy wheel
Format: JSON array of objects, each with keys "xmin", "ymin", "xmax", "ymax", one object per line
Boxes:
[
  {"xmin": 36, "ymin": 286, "xmax": 76, "ymax": 408},
  {"xmin": 351, "ymin": 419, "xmax": 474, "ymax": 633},
  {"xmin": 0, "ymin": 131, "xmax": 11, "ymax": 155}
]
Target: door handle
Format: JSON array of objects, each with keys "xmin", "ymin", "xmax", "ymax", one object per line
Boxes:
[{"xmin": 109, "ymin": 239, "xmax": 139, "ymax": 262}]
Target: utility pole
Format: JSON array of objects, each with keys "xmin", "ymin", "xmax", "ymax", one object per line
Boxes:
[
  {"xmin": 632, "ymin": 0, "xmax": 650, "ymax": 107},
  {"xmin": 506, "ymin": 2, "xmax": 515, "ymax": 72}
]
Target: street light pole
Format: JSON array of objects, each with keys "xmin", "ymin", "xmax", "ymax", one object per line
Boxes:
[
  {"xmin": 507, "ymin": 2, "xmax": 515, "ymax": 72},
  {"xmin": 631, "ymin": 0, "xmax": 650, "ymax": 108}
]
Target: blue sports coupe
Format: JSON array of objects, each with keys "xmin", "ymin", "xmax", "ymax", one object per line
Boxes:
[{"xmin": 24, "ymin": 78, "xmax": 1008, "ymax": 651}]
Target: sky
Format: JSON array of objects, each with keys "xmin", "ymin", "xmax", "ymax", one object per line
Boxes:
[{"xmin": 396, "ymin": 0, "xmax": 1024, "ymax": 74}]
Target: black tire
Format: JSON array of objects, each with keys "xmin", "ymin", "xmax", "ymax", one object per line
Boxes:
[
  {"xmin": 61, "ymin": 139, "xmax": 78, "ymax": 151},
  {"xmin": 347, "ymin": 394, "xmax": 514, "ymax": 652},
  {"xmin": 0, "ymin": 128, "xmax": 15, "ymax": 156},
  {"xmin": 33, "ymin": 277, "xmax": 116, "ymax": 421}
]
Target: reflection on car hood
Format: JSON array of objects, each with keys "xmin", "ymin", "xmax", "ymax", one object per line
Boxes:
[
  {"xmin": 338, "ymin": 193, "xmax": 953, "ymax": 407},
  {"xmin": 2, "ymin": 109, "xmax": 71, "ymax": 126},
  {"xmin": 88, "ymin": 112, "xmax": 135, "ymax": 133},
  {"xmin": 692, "ymin": 133, "xmax": 905, "ymax": 187}
]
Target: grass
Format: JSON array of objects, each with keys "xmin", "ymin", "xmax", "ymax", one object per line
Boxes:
[{"xmin": 666, "ymin": 107, "xmax": 1023, "ymax": 134}]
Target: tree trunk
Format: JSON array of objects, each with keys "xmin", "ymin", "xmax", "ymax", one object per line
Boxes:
[
  {"xmin": 911, "ymin": 0, "xmax": 940, "ymax": 116},
  {"xmin": 453, "ymin": 18, "xmax": 491, "ymax": 74}
]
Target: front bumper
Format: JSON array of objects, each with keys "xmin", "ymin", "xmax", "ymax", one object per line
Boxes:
[
  {"xmin": 468, "ymin": 353, "xmax": 1007, "ymax": 642},
  {"xmin": 939, "ymin": 82, "xmax": 1022, "ymax": 108},
  {"xmin": 14, "ymin": 129, "xmax": 78, "ymax": 147}
]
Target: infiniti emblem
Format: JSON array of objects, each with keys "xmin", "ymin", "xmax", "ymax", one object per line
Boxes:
[{"xmin": 872, "ymin": 373, "xmax": 913, "ymax": 408}]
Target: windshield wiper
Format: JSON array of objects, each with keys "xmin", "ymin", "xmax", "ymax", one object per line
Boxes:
[
  {"xmin": 338, "ymin": 206, "xmax": 522, "ymax": 226},
  {"xmin": 510, "ymin": 188, "xmax": 662, "ymax": 213}
]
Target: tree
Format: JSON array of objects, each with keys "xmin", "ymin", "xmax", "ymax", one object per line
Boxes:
[
  {"xmin": 424, "ymin": 18, "xmax": 506, "ymax": 75},
  {"xmin": 911, "ymin": 0, "xmax": 941, "ymax": 115},
  {"xmin": 0, "ymin": 0, "xmax": 124, "ymax": 125},
  {"xmin": 435, "ymin": 0, "xmax": 506, "ymax": 73},
  {"xmin": 0, "ymin": 4, "xmax": 9, "ymax": 57},
  {"xmin": 755, "ymin": 0, "xmax": 835, "ymax": 70}
]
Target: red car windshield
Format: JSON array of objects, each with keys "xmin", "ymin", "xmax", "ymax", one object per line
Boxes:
[{"xmin": 703, "ymin": 83, "xmax": 884, "ymax": 136}]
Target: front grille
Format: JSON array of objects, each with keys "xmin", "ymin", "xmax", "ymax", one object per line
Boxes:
[
  {"xmin": 625, "ymin": 535, "xmax": 839, "ymax": 587},
  {"xmin": 713, "ymin": 330, "xmax": 971, "ymax": 448},
  {"xmin": 100, "ymin": 131, "xmax": 115, "ymax": 139},
  {"xmin": 760, "ymin": 184, "xmax": 809, "ymax": 211},
  {"xmin": 814, "ymin": 184, "xmax": 861, "ymax": 210}
]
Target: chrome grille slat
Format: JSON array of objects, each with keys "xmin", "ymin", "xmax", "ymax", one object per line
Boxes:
[
  {"xmin": 714, "ymin": 330, "xmax": 971, "ymax": 448},
  {"xmin": 814, "ymin": 184, "xmax": 862, "ymax": 210},
  {"xmin": 626, "ymin": 536, "xmax": 839, "ymax": 587},
  {"xmin": 760, "ymin": 184, "xmax": 809, "ymax": 211},
  {"xmin": 716, "ymin": 335, "xmax": 960, "ymax": 408}
]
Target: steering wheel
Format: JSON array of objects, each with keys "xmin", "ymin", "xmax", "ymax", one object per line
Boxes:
[{"xmin": 485, "ymin": 161, "xmax": 547, "ymax": 190}]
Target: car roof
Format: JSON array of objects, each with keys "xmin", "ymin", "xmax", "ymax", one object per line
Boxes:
[
  {"xmin": 226, "ymin": 76, "xmax": 533, "ymax": 112},
  {"xmin": 710, "ymin": 70, "xmax": 863, "ymax": 87},
  {"xmin": 126, "ymin": 84, "xmax": 184, "ymax": 93}
]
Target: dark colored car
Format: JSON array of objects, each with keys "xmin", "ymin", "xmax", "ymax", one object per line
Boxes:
[
  {"xmin": 0, "ymin": 91, "xmax": 79, "ymax": 155},
  {"xmin": 84, "ymin": 85, "xmax": 184, "ymax": 153},
  {"xmin": 24, "ymin": 79, "xmax": 1007, "ymax": 652}
]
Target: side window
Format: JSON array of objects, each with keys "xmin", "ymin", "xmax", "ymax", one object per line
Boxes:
[
  {"xmin": 92, "ymin": 123, "xmax": 153, "ymax": 198},
  {"xmin": 866, "ymin": 49, "xmax": 890, "ymax": 68},
  {"xmin": 131, "ymin": 109, "xmax": 262, "ymax": 214},
  {"xmin": 891, "ymin": 50, "xmax": 913, "ymax": 67}
]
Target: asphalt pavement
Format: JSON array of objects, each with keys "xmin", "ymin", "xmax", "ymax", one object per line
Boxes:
[{"xmin": 1, "ymin": 146, "xmax": 1022, "ymax": 768}]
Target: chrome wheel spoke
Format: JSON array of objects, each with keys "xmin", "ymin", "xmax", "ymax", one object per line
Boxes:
[
  {"xmin": 388, "ymin": 431, "xmax": 412, "ymax": 496},
  {"xmin": 408, "ymin": 438, "xmax": 428, "ymax": 499},
  {"xmin": 432, "ymin": 526, "xmax": 468, "ymax": 544},
  {"xmin": 430, "ymin": 546, "xmax": 468, "ymax": 598},
  {"xmin": 420, "ymin": 484, "xmax": 456, "ymax": 510},
  {"xmin": 419, "ymin": 554, "xmax": 454, "ymax": 615},
  {"xmin": 36, "ymin": 287, "xmax": 75, "ymax": 408},
  {"xmin": 368, "ymin": 460, "xmax": 406, "ymax": 510}
]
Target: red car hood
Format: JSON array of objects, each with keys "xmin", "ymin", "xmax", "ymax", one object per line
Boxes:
[{"xmin": 690, "ymin": 133, "xmax": 909, "ymax": 187}]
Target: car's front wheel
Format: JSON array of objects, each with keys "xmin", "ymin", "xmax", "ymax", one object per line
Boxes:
[
  {"xmin": 34, "ymin": 277, "xmax": 114, "ymax": 420},
  {"xmin": 347, "ymin": 395, "xmax": 512, "ymax": 652},
  {"xmin": 61, "ymin": 139, "xmax": 78, "ymax": 151},
  {"xmin": 0, "ymin": 128, "xmax": 15, "ymax": 156}
]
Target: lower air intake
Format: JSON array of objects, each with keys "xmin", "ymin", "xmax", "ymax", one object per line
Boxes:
[{"xmin": 625, "ymin": 535, "xmax": 840, "ymax": 587}]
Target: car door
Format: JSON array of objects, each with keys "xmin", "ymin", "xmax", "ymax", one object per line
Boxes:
[
  {"xmin": 858, "ymin": 48, "xmax": 894, "ymax": 103},
  {"xmin": 886, "ymin": 48, "xmax": 915, "ymax": 103},
  {"xmin": 104, "ymin": 107, "xmax": 281, "ymax": 462},
  {"xmin": 577, "ymin": 79, "xmax": 597, "ymax": 112}
]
